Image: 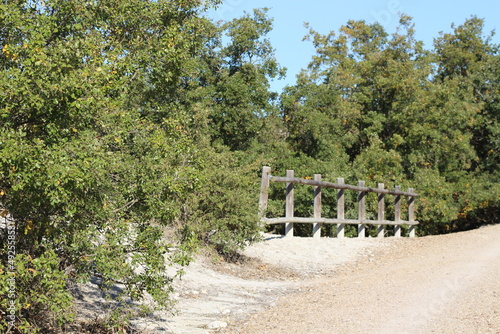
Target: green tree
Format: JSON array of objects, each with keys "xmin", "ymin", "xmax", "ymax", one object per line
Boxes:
[
  {"xmin": 161, "ymin": 8, "xmax": 288, "ymax": 254},
  {"xmin": 0, "ymin": 0, "xmax": 220, "ymax": 331},
  {"xmin": 432, "ymin": 16, "xmax": 500, "ymax": 228},
  {"xmin": 281, "ymin": 14, "xmax": 499, "ymax": 233},
  {"xmin": 434, "ymin": 17, "xmax": 500, "ymax": 176},
  {"xmin": 195, "ymin": 8, "xmax": 286, "ymax": 151},
  {"xmin": 282, "ymin": 16, "xmax": 434, "ymax": 163}
]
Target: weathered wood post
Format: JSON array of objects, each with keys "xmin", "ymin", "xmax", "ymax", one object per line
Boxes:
[
  {"xmin": 312, "ymin": 174, "xmax": 322, "ymax": 239},
  {"xmin": 408, "ymin": 188, "xmax": 416, "ymax": 238},
  {"xmin": 377, "ymin": 183, "xmax": 385, "ymax": 238},
  {"xmin": 358, "ymin": 180, "xmax": 366, "ymax": 238},
  {"xmin": 394, "ymin": 185, "xmax": 401, "ymax": 237},
  {"xmin": 337, "ymin": 178, "xmax": 345, "ymax": 238},
  {"xmin": 259, "ymin": 166, "xmax": 271, "ymax": 219},
  {"xmin": 285, "ymin": 170, "xmax": 294, "ymax": 237}
]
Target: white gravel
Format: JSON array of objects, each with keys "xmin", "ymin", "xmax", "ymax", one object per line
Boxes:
[
  {"xmin": 233, "ymin": 225, "xmax": 500, "ymax": 334},
  {"xmin": 134, "ymin": 233, "xmax": 387, "ymax": 333},
  {"xmin": 74, "ymin": 225, "xmax": 499, "ymax": 334}
]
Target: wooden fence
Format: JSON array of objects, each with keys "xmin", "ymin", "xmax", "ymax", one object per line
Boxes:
[{"xmin": 258, "ymin": 166, "xmax": 418, "ymax": 238}]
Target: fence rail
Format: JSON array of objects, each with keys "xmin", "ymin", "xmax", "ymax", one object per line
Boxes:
[{"xmin": 258, "ymin": 166, "xmax": 419, "ymax": 239}]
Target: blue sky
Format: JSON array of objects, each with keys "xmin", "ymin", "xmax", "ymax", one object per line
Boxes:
[{"xmin": 207, "ymin": 0, "xmax": 500, "ymax": 92}]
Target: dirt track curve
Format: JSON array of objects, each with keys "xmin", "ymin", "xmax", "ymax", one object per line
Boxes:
[{"xmin": 228, "ymin": 224, "xmax": 500, "ymax": 334}]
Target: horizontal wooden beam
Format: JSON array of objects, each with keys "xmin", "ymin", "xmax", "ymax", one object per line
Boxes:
[
  {"xmin": 263, "ymin": 217, "xmax": 419, "ymax": 226},
  {"xmin": 269, "ymin": 176, "xmax": 418, "ymax": 197}
]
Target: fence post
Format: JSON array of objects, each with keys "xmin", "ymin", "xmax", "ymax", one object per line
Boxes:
[
  {"xmin": 394, "ymin": 185, "xmax": 401, "ymax": 237},
  {"xmin": 259, "ymin": 166, "xmax": 271, "ymax": 218},
  {"xmin": 408, "ymin": 188, "xmax": 416, "ymax": 238},
  {"xmin": 285, "ymin": 170, "xmax": 294, "ymax": 237},
  {"xmin": 337, "ymin": 178, "xmax": 345, "ymax": 238},
  {"xmin": 313, "ymin": 174, "xmax": 322, "ymax": 239},
  {"xmin": 377, "ymin": 183, "xmax": 385, "ymax": 238},
  {"xmin": 358, "ymin": 180, "xmax": 366, "ymax": 238}
]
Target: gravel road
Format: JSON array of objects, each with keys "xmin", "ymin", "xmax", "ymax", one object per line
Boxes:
[{"xmin": 230, "ymin": 224, "xmax": 500, "ymax": 334}]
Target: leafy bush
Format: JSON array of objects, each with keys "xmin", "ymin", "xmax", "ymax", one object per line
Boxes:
[
  {"xmin": 0, "ymin": 251, "xmax": 73, "ymax": 334},
  {"xmin": 180, "ymin": 149, "xmax": 264, "ymax": 257}
]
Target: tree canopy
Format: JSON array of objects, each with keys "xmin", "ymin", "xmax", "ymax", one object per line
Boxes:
[
  {"xmin": 1, "ymin": 3, "xmax": 498, "ymax": 332},
  {"xmin": 281, "ymin": 14, "xmax": 499, "ymax": 232}
]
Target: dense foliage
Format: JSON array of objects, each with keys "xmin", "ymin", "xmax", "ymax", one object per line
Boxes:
[
  {"xmin": 0, "ymin": 1, "xmax": 498, "ymax": 332},
  {"xmin": 280, "ymin": 15, "xmax": 499, "ymax": 234}
]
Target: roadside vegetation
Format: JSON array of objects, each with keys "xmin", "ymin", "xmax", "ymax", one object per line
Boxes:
[{"xmin": 0, "ymin": 1, "xmax": 498, "ymax": 332}]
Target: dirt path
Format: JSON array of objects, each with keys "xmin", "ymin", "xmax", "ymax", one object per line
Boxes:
[
  {"xmin": 134, "ymin": 234, "xmax": 389, "ymax": 333},
  {"xmin": 228, "ymin": 224, "xmax": 500, "ymax": 334}
]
